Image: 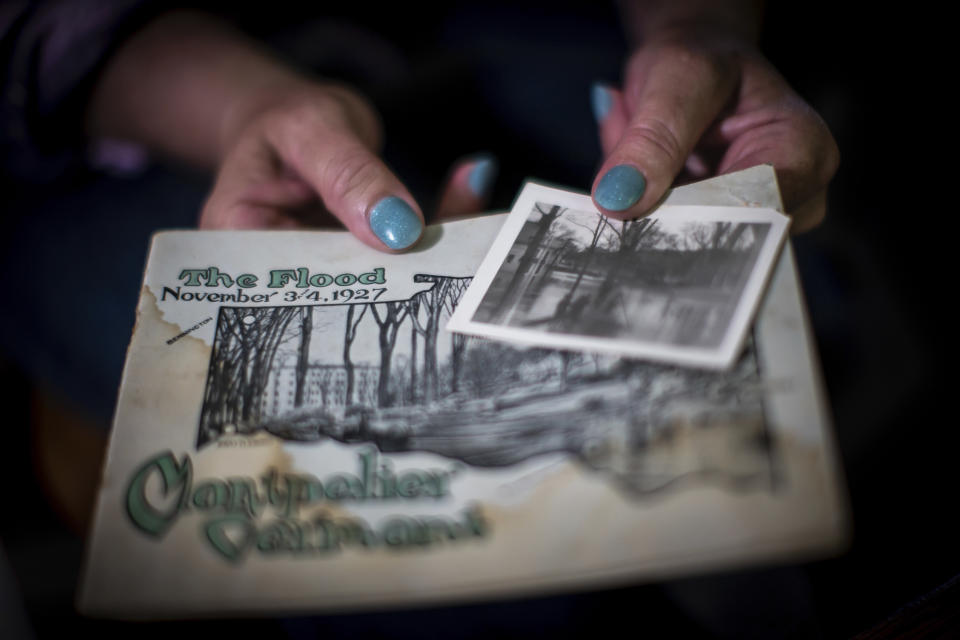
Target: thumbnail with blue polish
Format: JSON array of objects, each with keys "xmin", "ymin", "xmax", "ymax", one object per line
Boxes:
[
  {"xmin": 595, "ymin": 165, "xmax": 646, "ymax": 211},
  {"xmin": 370, "ymin": 196, "xmax": 422, "ymax": 250}
]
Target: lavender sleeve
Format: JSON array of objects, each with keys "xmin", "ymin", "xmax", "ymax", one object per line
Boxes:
[{"xmin": 0, "ymin": 0, "xmax": 160, "ymax": 182}]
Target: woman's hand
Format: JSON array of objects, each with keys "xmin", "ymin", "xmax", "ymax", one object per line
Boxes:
[
  {"xmin": 199, "ymin": 81, "xmax": 427, "ymax": 250},
  {"xmin": 200, "ymin": 82, "xmax": 497, "ymax": 250},
  {"xmin": 87, "ymin": 10, "xmax": 495, "ymax": 252},
  {"xmin": 591, "ymin": 25, "xmax": 839, "ymax": 232}
]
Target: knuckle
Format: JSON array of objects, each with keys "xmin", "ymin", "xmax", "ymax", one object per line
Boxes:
[
  {"xmin": 623, "ymin": 117, "xmax": 686, "ymax": 167},
  {"xmin": 646, "ymin": 41, "xmax": 735, "ymax": 84},
  {"xmin": 670, "ymin": 44, "xmax": 727, "ymax": 78},
  {"xmin": 200, "ymin": 201, "xmax": 236, "ymax": 229},
  {"xmin": 801, "ymin": 111, "xmax": 841, "ymax": 188},
  {"xmin": 794, "ymin": 193, "xmax": 827, "ymax": 232},
  {"xmin": 271, "ymin": 100, "xmax": 331, "ymax": 136},
  {"xmin": 314, "ymin": 86, "xmax": 382, "ymax": 147},
  {"xmin": 273, "ymin": 89, "xmax": 382, "ymax": 152},
  {"xmin": 324, "ymin": 147, "xmax": 382, "ymax": 204}
]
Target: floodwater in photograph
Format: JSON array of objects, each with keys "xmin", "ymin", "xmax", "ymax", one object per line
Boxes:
[{"xmin": 473, "ymin": 203, "xmax": 771, "ymax": 350}]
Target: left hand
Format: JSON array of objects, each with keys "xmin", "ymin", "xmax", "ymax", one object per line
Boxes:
[{"xmin": 590, "ymin": 28, "xmax": 839, "ymax": 232}]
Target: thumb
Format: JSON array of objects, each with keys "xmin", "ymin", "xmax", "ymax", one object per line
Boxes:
[
  {"xmin": 591, "ymin": 45, "xmax": 738, "ymax": 219},
  {"xmin": 268, "ymin": 117, "xmax": 424, "ymax": 251}
]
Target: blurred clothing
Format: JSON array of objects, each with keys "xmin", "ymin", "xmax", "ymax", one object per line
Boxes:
[{"xmin": 0, "ymin": 0, "xmax": 156, "ymax": 183}]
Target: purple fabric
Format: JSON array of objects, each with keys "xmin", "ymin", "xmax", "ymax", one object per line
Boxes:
[{"xmin": 0, "ymin": 0, "xmax": 151, "ymax": 183}]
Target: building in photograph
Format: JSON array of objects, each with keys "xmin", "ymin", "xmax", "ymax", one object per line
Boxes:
[{"xmin": 261, "ymin": 363, "xmax": 379, "ymax": 416}]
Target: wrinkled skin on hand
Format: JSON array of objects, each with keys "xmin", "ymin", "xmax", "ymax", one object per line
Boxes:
[
  {"xmin": 592, "ymin": 29, "xmax": 839, "ymax": 231},
  {"xmin": 200, "ymin": 81, "xmax": 492, "ymax": 250}
]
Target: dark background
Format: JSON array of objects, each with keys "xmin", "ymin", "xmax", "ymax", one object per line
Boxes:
[{"xmin": 1, "ymin": 2, "xmax": 954, "ymax": 638}]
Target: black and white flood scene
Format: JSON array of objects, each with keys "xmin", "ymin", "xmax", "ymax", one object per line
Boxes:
[
  {"xmin": 198, "ymin": 275, "xmax": 777, "ymax": 498},
  {"xmin": 472, "ymin": 203, "xmax": 772, "ymax": 350}
]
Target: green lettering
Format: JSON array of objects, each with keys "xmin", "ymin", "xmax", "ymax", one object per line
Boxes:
[
  {"xmin": 359, "ymin": 448, "xmax": 377, "ymax": 498},
  {"xmin": 422, "ymin": 471, "xmax": 451, "ymax": 498},
  {"xmin": 461, "ymin": 504, "xmax": 488, "ymax": 537},
  {"xmin": 192, "ymin": 480, "xmax": 229, "ymax": 510},
  {"xmin": 338, "ymin": 519, "xmax": 376, "ymax": 548},
  {"xmin": 227, "ymin": 478, "xmax": 264, "ymax": 518},
  {"xmin": 324, "ymin": 475, "xmax": 355, "ymax": 501},
  {"xmin": 313, "ymin": 517, "xmax": 341, "ymax": 552},
  {"xmin": 178, "ymin": 269, "xmax": 206, "ymax": 286},
  {"xmin": 125, "ymin": 451, "xmax": 192, "ymax": 537},
  {"xmin": 235, "ymin": 273, "xmax": 257, "ymax": 288},
  {"xmin": 282, "ymin": 475, "xmax": 311, "ymax": 517},
  {"xmin": 204, "ymin": 516, "xmax": 255, "ymax": 562},
  {"xmin": 296, "ymin": 267, "xmax": 310, "ymax": 287},
  {"xmin": 204, "ymin": 266, "xmax": 234, "ymax": 288},
  {"xmin": 262, "ymin": 469, "xmax": 287, "ymax": 506},
  {"xmin": 308, "ymin": 273, "xmax": 333, "ymax": 287},
  {"xmin": 396, "ymin": 471, "xmax": 425, "ymax": 498},
  {"xmin": 358, "ymin": 268, "xmax": 385, "ymax": 285},
  {"xmin": 257, "ymin": 518, "xmax": 304, "ymax": 554},
  {"xmin": 382, "ymin": 517, "xmax": 412, "ymax": 547},
  {"xmin": 268, "ymin": 270, "xmax": 298, "ymax": 288}
]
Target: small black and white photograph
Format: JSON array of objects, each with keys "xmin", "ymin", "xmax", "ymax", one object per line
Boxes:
[
  {"xmin": 448, "ymin": 185, "xmax": 788, "ymax": 368},
  {"xmin": 197, "ymin": 275, "xmax": 777, "ymax": 499}
]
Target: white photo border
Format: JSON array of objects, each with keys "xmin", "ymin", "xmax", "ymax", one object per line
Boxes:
[{"xmin": 446, "ymin": 182, "xmax": 790, "ymax": 369}]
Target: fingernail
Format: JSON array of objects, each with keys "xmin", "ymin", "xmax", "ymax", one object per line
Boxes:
[
  {"xmin": 369, "ymin": 196, "xmax": 422, "ymax": 250},
  {"xmin": 594, "ymin": 164, "xmax": 646, "ymax": 211},
  {"xmin": 590, "ymin": 82, "xmax": 612, "ymax": 123},
  {"xmin": 467, "ymin": 154, "xmax": 498, "ymax": 197}
]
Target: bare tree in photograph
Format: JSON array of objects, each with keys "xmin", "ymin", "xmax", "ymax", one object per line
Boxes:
[
  {"xmin": 314, "ymin": 366, "xmax": 335, "ymax": 406},
  {"xmin": 410, "ymin": 275, "xmax": 453, "ymax": 403},
  {"xmin": 680, "ymin": 221, "xmax": 765, "ymax": 290},
  {"xmin": 483, "ymin": 204, "xmax": 566, "ymax": 323},
  {"xmin": 342, "ymin": 304, "xmax": 368, "ymax": 406},
  {"xmin": 591, "ymin": 217, "xmax": 662, "ymax": 313},
  {"xmin": 459, "ymin": 340, "xmax": 523, "ymax": 398},
  {"xmin": 369, "ymin": 301, "xmax": 410, "ymax": 407},
  {"xmin": 198, "ymin": 306, "xmax": 299, "ymax": 446},
  {"xmin": 442, "ymin": 277, "xmax": 472, "ymax": 393},
  {"xmin": 294, "ymin": 306, "xmax": 312, "ymax": 407},
  {"xmin": 684, "ymin": 221, "xmax": 750, "ymax": 256},
  {"xmin": 406, "ymin": 296, "xmax": 420, "ymax": 404},
  {"xmin": 553, "ymin": 214, "xmax": 606, "ymax": 320}
]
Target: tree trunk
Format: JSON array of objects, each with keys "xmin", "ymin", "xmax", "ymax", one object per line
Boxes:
[
  {"xmin": 451, "ymin": 333, "xmax": 466, "ymax": 394},
  {"xmin": 558, "ymin": 215, "xmax": 605, "ymax": 317},
  {"xmin": 369, "ymin": 302, "xmax": 407, "ymax": 408},
  {"xmin": 294, "ymin": 307, "xmax": 312, "ymax": 407},
  {"xmin": 423, "ymin": 312, "xmax": 439, "ymax": 402},
  {"xmin": 410, "ymin": 323, "xmax": 418, "ymax": 403},
  {"xmin": 239, "ymin": 338, "xmax": 252, "ymax": 423},
  {"xmin": 488, "ymin": 206, "xmax": 562, "ymax": 322},
  {"xmin": 344, "ymin": 306, "xmax": 357, "ymax": 406},
  {"xmin": 378, "ymin": 327, "xmax": 394, "ymax": 408}
]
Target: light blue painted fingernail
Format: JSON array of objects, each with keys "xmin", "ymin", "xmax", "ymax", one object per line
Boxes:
[
  {"xmin": 369, "ymin": 196, "xmax": 422, "ymax": 250},
  {"xmin": 594, "ymin": 164, "xmax": 646, "ymax": 211},
  {"xmin": 590, "ymin": 82, "xmax": 612, "ymax": 123},
  {"xmin": 467, "ymin": 154, "xmax": 498, "ymax": 197}
]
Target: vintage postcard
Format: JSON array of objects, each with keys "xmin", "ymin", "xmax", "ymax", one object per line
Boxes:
[
  {"xmin": 79, "ymin": 168, "xmax": 846, "ymax": 618},
  {"xmin": 446, "ymin": 184, "xmax": 790, "ymax": 369}
]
